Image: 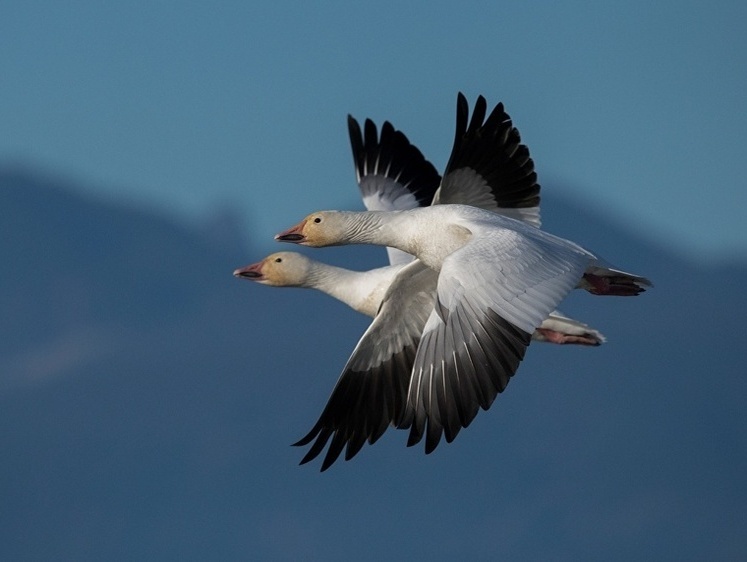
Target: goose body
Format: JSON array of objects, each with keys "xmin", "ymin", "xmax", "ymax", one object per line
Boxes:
[
  {"xmin": 235, "ymin": 251, "xmax": 605, "ymax": 343},
  {"xmin": 234, "ymin": 252, "xmax": 606, "ymax": 346},
  {"xmin": 276, "ymin": 203, "xmax": 650, "ymax": 465},
  {"xmin": 239, "ymin": 93, "xmax": 646, "ymax": 470},
  {"xmin": 236, "ymin": 94, "xmax": 604, "ymax": 344}
]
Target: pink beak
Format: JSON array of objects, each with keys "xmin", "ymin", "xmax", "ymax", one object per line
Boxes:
[
  {"xmin": 275, "ymin": 220, "xmax": 306, "ymax": 243},
  {"xmin": 233, "ymin": 261, "xmax": 265, "ymax": 280}
]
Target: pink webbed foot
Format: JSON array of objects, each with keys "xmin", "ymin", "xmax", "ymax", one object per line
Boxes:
[{"xmin": 533, "ymin": 328, "xmax": 603, "ymax": 346}]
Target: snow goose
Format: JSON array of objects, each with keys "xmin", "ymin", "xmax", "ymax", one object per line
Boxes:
[
  {"xmin": 276, "ymin": 204, "xmax": 650, "ymax": 462},
  {"xmin": 236, "ymin": 95, "xmax": 604, "ymax": 343},
  {"xmin": 234, "ymin": 251, "xmax": 605, "ymax": 343},
  {"xmin": 274, "ymin": 96, "xmax": 650, "ymax": 470},
  {"xmin": 235, "ymin": 116, "xmax": 439, "ymax": 318}
]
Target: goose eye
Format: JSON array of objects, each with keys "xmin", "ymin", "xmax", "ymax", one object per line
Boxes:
[
  {"xmin": 275, "ymin": 257, "xmax": 282, "ymax": 263},
  {"xmin": 313, "ymin": 217, "xmax": 322, "ymax": 224}
]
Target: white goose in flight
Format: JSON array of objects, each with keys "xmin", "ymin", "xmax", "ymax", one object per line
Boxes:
[
  {"xmin": 236, "ymin": 97, "xmax": 604, "ymax": 344},
  {"xmin": 272, "ymin": 94, "xmax": 651, "ymax": 470}
]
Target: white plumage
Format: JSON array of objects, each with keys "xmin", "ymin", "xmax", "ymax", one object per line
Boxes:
[
  {"xmin": 276, "ymin": 203, "xmax": 650, "ymax": 466},
  {"xmin": 239, "ymin": 93, "xmax": 650, "ymax": 470}
]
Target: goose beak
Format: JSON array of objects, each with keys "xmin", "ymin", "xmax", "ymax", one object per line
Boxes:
[
  {"xmin": 275, "ymin": 221, "xmax": 306, "ymax": 243},
  {"xmin": 233, "ymin": 261, "xmax": 264, "ymax": 280}
]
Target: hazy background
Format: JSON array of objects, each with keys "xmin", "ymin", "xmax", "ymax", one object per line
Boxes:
[
  {"xmin": 2, "ymin": 2, "xmax": 746, "ymax": 560},
  {"xmin": 3, "ymin": 1, "xmax": 747, "ymax": 260}
]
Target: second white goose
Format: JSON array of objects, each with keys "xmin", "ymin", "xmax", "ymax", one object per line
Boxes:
[{"xmin": 276, "ymin": 203, "xmax": 650, "ymax": 466}]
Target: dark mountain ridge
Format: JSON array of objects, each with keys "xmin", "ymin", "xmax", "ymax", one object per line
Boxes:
[{"xmin": 1, "ymin": 168, "xmax": 745, "ymax": 560}]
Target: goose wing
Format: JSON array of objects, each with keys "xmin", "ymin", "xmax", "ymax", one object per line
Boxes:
[
  {"xmin": 435, "ymin": 93, "xmax": 541, "ymax": 227},
  {"xmin": 348, "ymin": 116, "xmax": 441, "ymax": 265},
  {"xmin": 294, "ymin": 260, "xmax": 438, "ymax": 470},
  {"xmin": 399, "ymin": 225, "xmax": 592, "ymax": 453}
]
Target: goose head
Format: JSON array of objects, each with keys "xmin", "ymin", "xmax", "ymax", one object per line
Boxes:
[
  {"xmin": 233, "ymin": 251, "xmax": 312, "ymax": 286},
  {"xmin": 275, "ymin": 211, "xmax": 352, "ymax": 247}
]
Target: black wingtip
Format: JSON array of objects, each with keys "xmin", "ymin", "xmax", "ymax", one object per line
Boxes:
[
  {"xmin": 292, "ymin": 418, "xmax": 326, "ymax": 447},
  {"xmin": 347, "ymin": 114, "xmax": 361, "ymax": 142},
  {"xmin": 455, "ymin": 92, "xmax": 469, "ymax": 132},
  {"xmin": 406, "ymin": 425, "xmax": 422, "ymax": 448},
  {"xmin": 443, "ymin": 93, "xmax": 542, "ymax": 211},
  {"xmin": 351, "ymin": 112, "xmax": 441, "ymax": 208},
  {"xmin": 299, "ymin": 448, "xmax": 317, "ymax": 465},
  {"xmin": 292, "ymin": 427, "xmax": 319, "ymax": 447},
  {"xmin": 470, "ymin": 95, "xmax": 487, "ymax": 131},
  {"xmin": 424, "ymin": 440, "xmax": 440, "ymax": 455}
]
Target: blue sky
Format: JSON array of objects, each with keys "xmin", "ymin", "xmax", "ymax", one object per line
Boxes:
[
  {"xmin": 2, "ymin": 1, "xmax": 746, "ymax": 261},
  {"xmin": 3, "ymin": 4, "xmax": 747, "ymax": 558}
]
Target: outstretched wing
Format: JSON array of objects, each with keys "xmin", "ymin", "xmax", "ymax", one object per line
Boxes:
[
  {"xmin": 399, "ymin": 226, "xmax": 591, "ymax": 453},
  {"xmin": 348, "ymin": 116, "xmax": 441, "ymax": 265},
  {"xmin": 435, "ymin": 93, "xmax": 541, "ymax": 227},
  {"xmin": 294, "ymin": 260, "xmax": 438, "ymax": 471}
]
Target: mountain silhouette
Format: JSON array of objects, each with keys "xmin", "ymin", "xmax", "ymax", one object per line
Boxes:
[{"xmin": 1, "ymin": 167, "xmax": 744, "ymax": 560}]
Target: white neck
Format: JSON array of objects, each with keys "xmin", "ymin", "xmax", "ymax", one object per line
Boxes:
[
  {"xmin": 343, "ymin": 210, "xmax": 422, "ymax": 255},
  {"xmin": 340, "ymin": 208, "xmax": 467, "ymax": 270},
  {"xmin": 302, "ymin": 259, "xmax": 399, "ymax": 317}
]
